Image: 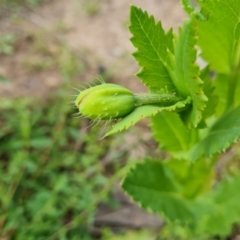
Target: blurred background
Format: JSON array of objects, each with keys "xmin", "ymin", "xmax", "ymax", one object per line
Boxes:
[{"xmin": 0, "ymin": 0, "xmax": 186, "ymax": 239}]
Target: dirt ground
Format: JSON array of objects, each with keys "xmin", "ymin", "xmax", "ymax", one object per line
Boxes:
[{"xmin": 0, "ymin": 0, "xmax": 186, "ymax": 98}]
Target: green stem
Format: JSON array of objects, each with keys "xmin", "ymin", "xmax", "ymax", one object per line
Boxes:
[
  {"xmin": 134, "ymin": 93, "xmax": 182, "ymax": 107},
  {"xmin": 181, "ymin": 0, "xmax": 208, "ymax": 21},
  {"xmin": 225, "ymin": 68, "xmax": 240, "ymax": 112}
]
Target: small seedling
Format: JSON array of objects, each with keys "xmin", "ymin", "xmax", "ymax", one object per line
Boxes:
[{"xmin": 0, "ymin": 34, "xmax": 16, "ymax": 55}]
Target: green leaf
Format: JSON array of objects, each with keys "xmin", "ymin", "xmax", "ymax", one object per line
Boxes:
[
  {"xmin": 197, "ymin": 175, "xmax": 240, "ymax": 236},
  {"xmin": 129, "ymin": 6, "xmax": 176, "ymax": 93},
  {"xmin": 122, "ymin": 160, "xmax": 194, "ymax": 223},
  {"xmin": 151, "ymin": 112, "xmax": 197, "ymax": 153},
  {"xmin": 0, "ymin": 75, "xmax": 10, "ymax": 82},
  {"xmin": 29, "ymin": 138, "xmax": 52, "ymax": 149},
  {"xmin": 165, "ymin": 159, "xmax": 214, "ymax": 199},
  {"xmin": 173, "ymin": 20, "xmax": 207, "ymax": 127},
  {"xmin": 181, "ymin": 0, "xmax": 208, "ymax": 22},
  {"xmin": 214, "ymin": 71, "xmax": 240, "ymax": 116},
  {"xmin": 195, "ymin": 0, "xmax": 240, "ymax": 73},
  {"xmin": 190, "ymin": 105, "xmax": 240, "ymax": 160},
  {"xmin": 200, "ymin": 67, "xmax": 218, "ymax": 119},
  {"xmin": 104, "ymin": 229, "xmax": 155, "ymax": 240},
  {"xmin": 105, "ymin": 97, "xmax": 191, "ymax": 137},
  {"xmin": 129, "ymin": 7, "xmax": 207, "ymax": 128},
  {"xmin": 213, "ymin": 73, "xmax": 229, "ymax": 116},
  {"xmin": 165, "ymin": 28, "xmax": 174, "ymax": 54}
]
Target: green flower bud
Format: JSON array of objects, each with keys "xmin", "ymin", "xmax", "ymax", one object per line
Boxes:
[
  {"xmin": 75, "ymin": 84, "xmax": 136, "ymax": 120},
  {"xmin": 75, "ymin": 83, "xmax": 184, "ymax": 121}
]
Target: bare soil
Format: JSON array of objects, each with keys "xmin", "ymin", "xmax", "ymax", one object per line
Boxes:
[{"xmin": 0, "ymin": 0, "xmax": 186, "ymax": 97}]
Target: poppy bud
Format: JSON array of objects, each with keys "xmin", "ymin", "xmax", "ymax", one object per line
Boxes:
[{"xmin": 75, "ymin": 84, "xmax": 136, "ymax": 120}]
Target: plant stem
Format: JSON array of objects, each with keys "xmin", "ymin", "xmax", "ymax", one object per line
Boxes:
[
  {"xmin": 225, "ymin": 67, "xmax": 240, "ymax": 112},
  {"xmin": 134, "ymin": 93, "xmax": 182, "ymax": 107}
]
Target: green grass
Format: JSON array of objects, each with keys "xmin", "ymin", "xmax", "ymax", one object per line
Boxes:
[
  {"xmin": 81, "ymin": 0, "xmax": 101, "ymax": 16},
  {"xmin": 0, "ymin": 34, "xmax": 16, "ymax": 55},
  {"xmin": 0, "ymin": 91, "xmax": 127, "ymax": 239},
  {"xmin": 0, "ymin": 5, "xmax": 141, "ymax": 239},
  {"xmin": 0, "ymin": 16, "xmax": 122, "ymax": 236},
  {"xmin": 0, "ymin": 0, "xmax": 45, "ymax": 7}
]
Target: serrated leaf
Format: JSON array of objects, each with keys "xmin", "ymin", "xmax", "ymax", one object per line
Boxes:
[
  {"xmin": 165, "ymin": 28, "xmax": 174, "ymax": 54},
  {"xmin": 105, "ymin": 97, "xmax": 191, "ymax": 137},
  {"xmin": 129, "ymin": 7, "xmax": 206, "ymax": 128},
  {"xmin": 151, "ymin": 112, "xmax": 197, "ymax": 153},
  {"xmin": 122, "ymin": 160, "xmax": 194, "ymax": 223},
  {"xmin": 190, "ymin": 105, "xmax": 240, "ymax": 160},
  {"xmin": 197, "ymin": 175, "xmax": 240, "ymax": 236},
  {"xmin": 165, "ymin": 159, "xmax": 214, "ymax": 199},
  {"xmin": 195, "ymin": 0, "xmax": 240, "ymax": 73},
  {"xmin": 173, "ymin": 20, "xmax": 207, "ymax": 127},
  {"xmin": 129, "ymin": 6, "xmax": 176, "ymax": 93},
  {"xmin": 200, "ymin": 66, "xmax": 218, "ymax": 119}
]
